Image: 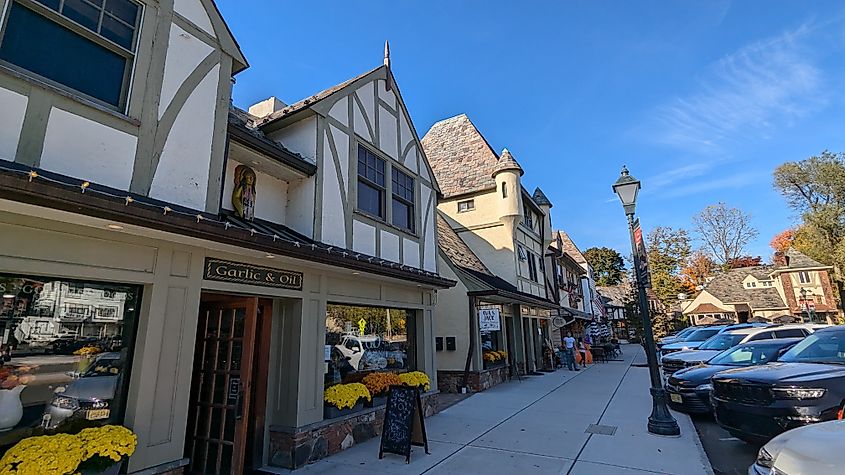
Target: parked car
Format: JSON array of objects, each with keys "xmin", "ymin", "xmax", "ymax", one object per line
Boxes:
[
  {"xmin": 43, "ymin": 352, "xmax": 124, "ymax": 429},
  {"xmin": 657, "ymin": 327, "xmax": 697, "ymax": 350},
  {"xmin": 661, "ymin": 325, "xmax": 814, "ymax": 376},
  {"xmin": 335, "ymin": 334, "xmax": 406, "ymax": 371},
  {"xmin": 660, "ymin": 323, "xmax": 769, "ymax": 359},
  {"xmin": 665, "ymin": 338, "xmax": 801, "ymax": 414},
  {"xmin": 750, "ymin": 420, "xmax": 845, "ymax": 475},
  {"xmin": 712, "ymin": 326, "xmax": 845, "ymax": 443}
]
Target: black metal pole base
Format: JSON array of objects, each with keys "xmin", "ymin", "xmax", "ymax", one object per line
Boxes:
[{"xmin": 647, "ymin": 387, "xmax": 680, "ymax": 436}]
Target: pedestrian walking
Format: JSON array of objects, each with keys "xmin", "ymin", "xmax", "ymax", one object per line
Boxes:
[{"xmin": 562, "ymin": 332, "xmax": 577, "ymax": 371}]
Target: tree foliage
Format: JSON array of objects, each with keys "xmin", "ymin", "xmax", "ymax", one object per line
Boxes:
[
  {"xmin": 681, "ymin": 251, "xmax": 716, "ymax": 291},
  {"xmin": 692, "ymin": 203, "xmax": 759, "ymax": 267},
  {"xmin": 774, "ymin": 151, "xmax": 845, "ymax": 306},
  {"xmin": 727, "ymin": 256, "xmax": 763, "ymax": 268},
  {"xmin": 646, "ymin": 226, "xmax": 691, "ymax": 306},
  {"xmin": 770, "ymin": 229, "xmax": 796, "ymax": 255},
  {"xmin": 583, "ymin": 247, "xmax": 626, "ymax": 286}
]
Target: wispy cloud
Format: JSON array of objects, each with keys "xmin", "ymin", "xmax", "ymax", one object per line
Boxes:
[
  {"xmin": 658, "ymin": 171, "xmax": 765, "ymax": 199},
  {"xmin": 647, "ymin": 24, "xmax": 828, "ymax": 153}
]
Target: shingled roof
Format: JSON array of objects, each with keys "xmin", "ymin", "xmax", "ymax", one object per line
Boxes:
[
  {"xmin": 436, "ymin": 212, "xmax": 490, "ymax": 275},
  {"xmin": 532, "ymin": 187, "xmax": 552, "ymax": 207},
  {"xmin": 421, "ymin": 114, "xmax": 500, "ymax": 198},
  {"xmin": 701, "ymin": 266, "xmax": 788, "ymax": 310},
  {"xmin": 555, "ymin": 230, "xmax": 588, "ymax": 267},
  {"xmin": 779, "ymin": 248, "xmax": 829, "ymax": 270},
  {"xmin": 254, "ymin": 66, "xmax": 382, "ymax": 126},
  {"xmin": 492, "ymin": 148, "xmax": 524, "ymax": 176}
]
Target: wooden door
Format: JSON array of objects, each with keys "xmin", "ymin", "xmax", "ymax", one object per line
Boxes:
[{"xmin": 186, "ymin": 297, "xmax": 258, "ymax": 475}]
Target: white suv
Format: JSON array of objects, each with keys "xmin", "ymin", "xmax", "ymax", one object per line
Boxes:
[{"xmin": 661, "ymin": 324, "xmax": 820, "ymax": 376}]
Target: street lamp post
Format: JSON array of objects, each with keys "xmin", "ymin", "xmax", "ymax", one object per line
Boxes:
[{"xmin": 612, "ymin": 166, "xmax": 681, "ymax": 436}]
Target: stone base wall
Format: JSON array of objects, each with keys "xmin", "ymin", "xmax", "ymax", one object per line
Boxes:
[
  {"xmin": 268, "ymin": 392, "xmax": 439, "ymax": 469},
  {"xmin": 437, "ymin": 365, "xmax": 509, "ymax": 393}
]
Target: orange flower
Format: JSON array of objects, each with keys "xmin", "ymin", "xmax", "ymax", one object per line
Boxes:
[{"xmin": 362, "ymin": 372, "xmax": 402, "ymax": 396}]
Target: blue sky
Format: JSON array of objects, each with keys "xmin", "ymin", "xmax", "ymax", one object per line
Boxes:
[{"xmin": 218, "ymin": 1, "xmax": 845, "ymax": 260}]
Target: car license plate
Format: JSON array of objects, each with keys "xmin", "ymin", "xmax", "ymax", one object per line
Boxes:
[
  {"xmin": 85, "ymin": 409, "xmax": 110, "ymax": 420},
  {"xmin": 670, "ymin": 393, "xmax": 683, "ymax": 404}
]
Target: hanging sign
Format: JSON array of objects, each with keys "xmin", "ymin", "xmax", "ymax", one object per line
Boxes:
[
  {"xmin": 479, "ymin": 308, "xmax": 501, "ymax": 331},
  {"xmin": 203, "ymin": 258, "xmax": 303, "ymax": 290}
]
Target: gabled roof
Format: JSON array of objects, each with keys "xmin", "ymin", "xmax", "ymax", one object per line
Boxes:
[
  {"xmin": 555, "ymin": 230, "xmax": 588, "ymax": 267},
  {"xmin": 422, "ymin": 114, "xmax": 500, "ymax": 198},
  {"xmin": 254, "ymin": 66, "xmax": 382, "ymax": 127},
  {"xmin": 686, "ymin": 303, "xmax": 732, "ymax": 314},
  {"xmin": 437, "ymin": 212, "xmax": 558, "ymax": 308},
  {"xmin": 199, "ymin": 1, "xmax": 249, "ymax": 73},
  {"xmin": 779, "ymin": 248, "xmax": 829, "ymax": 270},
  {"xmin": 596, "ymin": 284, "xmax": 630, "ymax": 308},
  {"xmin": 698, "ymin": 266, "xmax": 788, "ymax": 310}
]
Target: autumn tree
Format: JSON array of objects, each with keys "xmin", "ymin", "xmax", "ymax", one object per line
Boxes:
[
  {"xmin": 774, "ymin": 151, "xmax": 845, "ymax": 305},
  {"xmin": 681, "ymin": 251, "xmax": 716, "ymax": 292},
  {"xmin": 727, "ymin": 256, "xmax": 763, "ymax": 268},
  {"xmin": 693, "ymin": 203, "xmax": 759, "ymax": 268},
  {"xmin": 584, "ymin": 247, "xmax": 625, "ymax": 286},
  {"xmin": 770, "ymin": 229, "xmax": 795, "ymax": 255}
]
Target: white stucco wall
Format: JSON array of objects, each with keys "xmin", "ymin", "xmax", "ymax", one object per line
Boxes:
[
  {"xmin": 0, "ymin": 87, "xmax": 27, "ymax": 162},
  {"xmin": 173, "ymin": 0, "xmax": 215, "ymax": 36},
  {"xmin": 269, "ymin": 116, "xmax": 317, "ymax": 164},
  {"xmin": 381, "ymin": 231, "xmax": 400, "ymax": 263},
  {"xmin": 221, "ymin": 159, "xmax": 288, "ymax": 224},
  {"xmin": 149, "ymin": 65, "xmax": 218, "ymax": 210},
  {"xmin": 352, "ymin": 97, "xmax": 372, "ymax": 143},
  {"xmin": 433, "ymin": 259, "xmax": 470, "ymax": 371},
  {"xmin": 320, "ymin": 132, "xmax": 346, "ymax": 247},
  {"xmin": 377, "ymin": 79, "xmax": 395, "ymax": 108},
  {"xmin": 378, "ymin": 106, "xmax": 398, "ymax": 159},
  {"xmin": 41, "ymin": 107, "xmax": 137, "ymax": 190},
  {"xmin": 158, "ymin": 24, "xmax": 213, "ymax": 119},
  {"xmin": 352, "ymin": 220, "xmax": 376, "ymax": 256},
  {"xmin": 329, "ymin": 96, "xmax": 348, "ymax": 124},
  {"xmin": 286, "ymin": 177, "xmax": 315, "ymax": 237},
  {"xmin": 403, "ymin": 237, "xmax": 420, "ymax": 268}
]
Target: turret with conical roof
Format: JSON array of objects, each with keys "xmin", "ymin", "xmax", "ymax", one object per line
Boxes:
[
  {"xmin": 492, "ymin": 148, "xmax": 523, "ymax": 226},
  {"xmin": 533, "ymin": 187, "xmax": 554, "ymax": 247}
]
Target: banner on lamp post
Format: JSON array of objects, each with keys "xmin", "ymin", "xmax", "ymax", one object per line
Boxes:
[
  {"xmin": 479, "ymin": 308, "xmax": 501, "ymax": 331},
  {"xmin": 633, "ymin": 219, "xmax": 652, "ymax": 288}
]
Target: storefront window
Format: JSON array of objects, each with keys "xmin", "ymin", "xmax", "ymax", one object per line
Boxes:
[
  {"xmin": 0, "ymin": 273, "xmax": 140, "ymax": 454},
  {"xmin": 324, "ymin": 304, "xmax": 416, "ymax": 388},
  {"xmin": 479, "ymin": 305, "xmax": 504, "ymax": 369}
]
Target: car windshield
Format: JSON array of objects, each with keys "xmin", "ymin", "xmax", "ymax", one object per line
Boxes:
[
  {"xmin": 685, "ymin": 328, "xmax": 720, "ymax": 342},
  {"xmin": 779, "ymin": 331, "xmax": 845, "ymax": 365},
  {"xmin": 698, "ymin": 333, "xmax": 746, "ymax": 350},
  {"xmin": 709, "ymin": 343, "xmax": 785, "ymax": 366},
  {"xmin": 672, "ymin": 328, "xmax": 695, "ymax": 339},
  {"xmin": 81, "ymin": 354, "xmax": 124, "ymax": 377}
]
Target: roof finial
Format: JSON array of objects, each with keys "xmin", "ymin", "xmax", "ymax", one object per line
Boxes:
[{"xmin": 384, "ymin": 40, "xmax": 390, "ymax": 68}]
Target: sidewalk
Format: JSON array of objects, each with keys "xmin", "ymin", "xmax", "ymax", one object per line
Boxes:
[{"xmin": 279, "ymin": 345, "xmax": 713, "ymax": 474}]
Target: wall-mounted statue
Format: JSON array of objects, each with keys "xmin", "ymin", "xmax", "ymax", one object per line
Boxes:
[{"xmin": 232, "ymin": 165, "xmax": 256, "ymax": 221}]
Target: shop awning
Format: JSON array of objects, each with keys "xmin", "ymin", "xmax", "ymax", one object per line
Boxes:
[{"xmin": 452, "ymin": 266, "xmax": 560, "ymax": 310}]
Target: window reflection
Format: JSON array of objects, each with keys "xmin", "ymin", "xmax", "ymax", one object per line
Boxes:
[{"xmin": 0, "ymin": 274, "xmax": 139, "ymax": 453}]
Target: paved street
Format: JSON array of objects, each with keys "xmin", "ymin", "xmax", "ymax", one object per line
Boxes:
[
  {"xmin": 692, "ymin": 416, "xmax": 759, "ymax": 475},
  {"xmin": 273, "ymin": 345, "xmax": 712, "ymax": 474}
]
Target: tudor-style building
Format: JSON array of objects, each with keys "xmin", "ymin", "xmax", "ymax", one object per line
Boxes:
[
  {"xmin": 0, "ymin": 1, "xmax": 452, "ymax": 472},
  {"xmin": 681, "ymin": 249, "xmax": 840, "ymax": 325},
  {"xmin": 422, "ymin": 114, "xmax": 560, "ymax": 391}
]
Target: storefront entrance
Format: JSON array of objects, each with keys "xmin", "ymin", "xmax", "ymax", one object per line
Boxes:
[{"xmin": 185, "ymin": 294, "xmax": 270, "ymax": 475}]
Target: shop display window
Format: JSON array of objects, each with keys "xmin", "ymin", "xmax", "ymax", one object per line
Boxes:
[
  {"xmin": 0, "ymin": 273, "xmax": 141, "ymax": 454},
  {"xmin": 323, "ymin": 304, "xmax": 416, "ymax": 389}
]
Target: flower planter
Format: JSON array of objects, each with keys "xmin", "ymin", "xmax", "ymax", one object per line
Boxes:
[
  {"xmin": 324, "ymin": 402, "xmax": 363, "ymax": 419},
  {"xmin": 366, "ymin": 395, "xmax": 388, "ymax": 407},
  {"xmin": 80, "ymin": 462, "xmax": 121, "ymax": 475}
]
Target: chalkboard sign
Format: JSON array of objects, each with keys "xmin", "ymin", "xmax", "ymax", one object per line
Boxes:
[{"xmin": 379, "ymin": 385, "xmax": 429, "ymax": 463}]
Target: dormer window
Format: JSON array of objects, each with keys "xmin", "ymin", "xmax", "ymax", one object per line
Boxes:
[{"xmin": 798, "ymin": 271, "xmax": 811, "ymax": 284}]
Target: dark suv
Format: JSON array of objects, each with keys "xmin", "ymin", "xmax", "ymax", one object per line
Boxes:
[{"xmin": 711, "ymin": 326, "xmax": 845, "ymax": 443}]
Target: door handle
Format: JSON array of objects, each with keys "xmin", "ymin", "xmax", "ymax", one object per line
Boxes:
[{"xmin": 235, "ymin": 388, "xmax": 244, "ymax": 420}]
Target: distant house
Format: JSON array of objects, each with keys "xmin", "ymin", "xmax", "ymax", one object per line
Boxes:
[{"xmin": 682, "ymin": 249, "xmax": 839, "ymax": 324}]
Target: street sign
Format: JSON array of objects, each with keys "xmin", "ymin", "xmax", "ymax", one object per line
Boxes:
[{"xmin": 633, "ymin": 219, "xmax": 652, "ymax": 288}]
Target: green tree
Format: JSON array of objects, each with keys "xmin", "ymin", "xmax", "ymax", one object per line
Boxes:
[
  {"xmin": 584, "ymin": 247, "xmax": 626, "ymax": 286},
  {"xmin": 646, "ymin": 226, "xmax": 691, "ymax": 305},
  {"xmin": 774, "ymin": 150, "xmax": 845, "ymax": 306}
]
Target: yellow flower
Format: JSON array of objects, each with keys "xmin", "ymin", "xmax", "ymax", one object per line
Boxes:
[
  {"xmin": 324, "ymin": 383, "xmax": 371, "ymax": 409},
  {"xmin": 398, "ymin": 371, "xmax": 430, "ymax": 391}
]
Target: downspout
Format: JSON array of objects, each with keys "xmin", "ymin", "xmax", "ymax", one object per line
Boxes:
[{"xmin": 462, "ymin": 296, "xmax": 476, "ymax": 391}]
